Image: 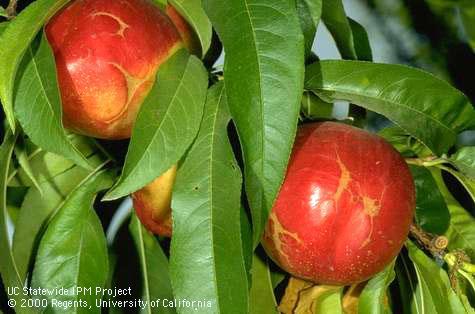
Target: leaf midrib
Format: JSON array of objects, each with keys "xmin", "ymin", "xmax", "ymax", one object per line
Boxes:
[{"xmin": 207, "ymin": 87, "xmax": 226, "ymax": 312}]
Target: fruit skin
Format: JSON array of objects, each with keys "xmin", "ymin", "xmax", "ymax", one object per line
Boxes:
[
  {"xmin": 132, "ymin": 165, "xmax": 177, "ymax": 237},
  {"xmin": 166, "ymin": 4, "xmax": 201, "ymax": 56},
  {"xmin": 262, "ymin": 122, "xmax": 415, "ymax": 285},
  {"xmin": 46, "ymin": 0, "xmax": 183, "ymax": 139}
]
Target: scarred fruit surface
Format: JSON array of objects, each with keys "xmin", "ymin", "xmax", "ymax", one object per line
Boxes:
[
  {"xmin": 132, "ymin": 165, "xmax": 177, "ymax": 237},
  {"xmin": 46, "ymin": 0, "xmax": 183, "ymax": 139},
  {"xmin": 262, "ymin": 122, "xmax": 415, "ymax": 285}
]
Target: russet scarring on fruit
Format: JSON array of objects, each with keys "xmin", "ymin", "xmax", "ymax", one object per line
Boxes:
[{"xmin": 262, "ymin": 122, "xmax": 415, "ymax": 285}]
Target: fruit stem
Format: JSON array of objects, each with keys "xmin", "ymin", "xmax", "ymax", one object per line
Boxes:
[
  {"xmin": 405, "ymin": 156, "xmax": 447, "ymax": 167},
  {"xmin": 5, "ymin": 0, "xmax": 17, "ymax": 19}
]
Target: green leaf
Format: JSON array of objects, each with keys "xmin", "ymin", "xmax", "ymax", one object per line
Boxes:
[
  {"xmin": 442, "ymin": 166, "xmax": 475, "ymax": 207},
  {"xmin": 14, "ymin": 137, "xmax": 42, "ymax": 193},
  {"xmin": 9, "ymin": 135, "xmax": 98, "ymax": 187},
  {"xmin": 249, "ymin": 254, "xmax": 278, "ymax": 314},
  {"xmin": 395, "ymin": 253, "xmax": 418, "ymax": 314},
  {"xmin": 168, "ymin": 0, "xmax": 213, "ymax": 57},
  {"xmin": 105, "ymin": 49, "xmax": 207, "ymax": 200},
  {"xmin": 169, "ymin": 83, "xmax": 249, "ymax": 313},
  {"xmin": 446, "ymin": 204, "xmax": 475, "ymax": 261},
  {"xmin": 296, "ymin": 0, "xmax": 322, "ymax": 58},
  {"xmin": 348, "ymin": 18, "xmax": 372, "ymax": 61},
  {"xmin": 203, "ymin": 0, "xmax": 305, "ymax": 247},
  {"xmin": 0, "ymin": 132, "xmax": 36, "ymax": 313},
  {"xmin": 406, "ymin": 241, "xmax": 466, "ymax": 313},
  {"xmin": 270, "ymin": 270, "xmax": 286, "ymax": 289},
  {"xmin": 12, "ymin": 153, "xmax": 105, "ymax": 282},
  {"xmin": 449, "ymin": 147, "xmax": 475, "ymax": 179},
  {"xmin": 14, "ymin": 32, "xmax": 91, "ymax": 170},
  {"xmin": 313, "ymin": 288, "xmax": 343, "ymax": 313},
  {"xmin": 378, "ymin": 126, "xmax": 428, "ymax": 157},
  {"xmin": 321, "ymin": 0, "xmax": 357, "ymax": 59},
  {"xmin": 358, "ymin": 262, "xmax": 395, "ymax": 314},
  {"xmin": 241, "ymin": 207, "xmax": 254, "ymax": 285},
  {"xmin": 305, "ymin": 60, "xmax": 475, "ymax": 155},
  {"xmin": 301, "ymin": 91, "xmax": 333, "ymax": 120},
  {"xmin": 410, "ymin": 166, "xmax": 450, "ymax": 234},
  {"xmin": 31, "ymin": 169, "xmax": 113, "ymax": 313},
  {"xmin": 432, "ymin": 168, "xmax": 475, "ymax": 261},
  {"xmin": 129, "ymin": 213, "xmax": 175, "ymax": 314},
  {"xmin": 460, "ymin": 4, "xmax": 475, "ymax": 52},
  {"xmin": 0, "ymin": 6, "xmax": 7, "ymax": 18},
  {"xmin": 0, "ymin": 0, "xmax": 70, "ymax": 132}
]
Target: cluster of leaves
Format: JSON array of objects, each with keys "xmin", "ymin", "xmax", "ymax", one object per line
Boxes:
[{"xmin": 0, "ymin": 0, "xmax": 474, "ymax": 313}]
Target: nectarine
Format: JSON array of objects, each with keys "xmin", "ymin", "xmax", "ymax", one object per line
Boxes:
[
  {"xmin": 132, "ymin": 165, "xmax": 177, "ymax": 237},
  {"xmin": 46, "ymin": 0, "xmax": 184, "ymax": 139},
  {"xmin": 262, "ymin": 122, "xmax": 415, "ymax": 285}
]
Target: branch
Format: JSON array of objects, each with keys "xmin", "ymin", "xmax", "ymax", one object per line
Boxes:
[{"xmin": 5, "ymin": 0, "xmax": 18, "ymax": 20}]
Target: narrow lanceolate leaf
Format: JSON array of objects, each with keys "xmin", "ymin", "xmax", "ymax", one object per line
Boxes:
[
  {"xmin": 321, "ymin": 0, "xmax": 357, "ymax": 59},
  {"xmin": 348, "ymin": 18, "xmax": 372, "ymax": 61},
  {"xmin": 0, "ymin": 0, "xmax": 70, "ymax": 131},
  {"xmin": 446, "ymin": 203, "xmax": 475, "ymax": 261},
  {"xmin": 31, "ymin": 170, "xmax": 114, "ymax": 313},
  {"xmin": 0, "ymin": 132, "xmax": 35, "ymax": 314},
  {"xmin": 129, "ymin": 214, "xmax": 175, "ymax": 314},
  {"xmin": 12, "ymin": 152, "xmax": 105, "ymax": 282},
  {"xmin": 250, "ymin": 254, "xmax": 279, "ymax": 314},
  {"xmin": 406, "ymin": 241, "xmax": 465, "ymax": 314},
  {"xmin": 169, "ymin": 0, "xmax": 213, "ymax": 57},
  {"xmin": 305, "ymin": 60, "xmax": 475, "ymax": 155},
  {"xmin": 449, "ymin": 146, "xmax": 475, "ymax": 179},
  {"xmin": 432, "ymin": 169, "xmax": 475, "ymax": 261},
  {"xmin": 203, "ymin": 0, "xmax": 305, "ymax": 246},
  {"xmin": 296, "ymin": 0, "xmax": 322, "ymax": 58},
  {"xmin": 358, "ymin": 262, "xmax": 395, "ymax": 314},
  {"xmin": 9, "ymin": 135, "xmax": 98, "ymax": 188},
  {"xmin": 410, "ymin": 166, "xmax": 450, "ymax": 234},
  {"xmin": 170, "ymin": 83, "xmax": 249, "ymax": 314},
  {"xmin": 105, "ymin": 49, "xmax": 207, "ymax": 200},
  {"xmin": 14, "ymin": 32, "xmax": 91, "ymax": 170}
]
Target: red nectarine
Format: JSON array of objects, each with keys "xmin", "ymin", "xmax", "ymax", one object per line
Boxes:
[
  {"xmin": 132, "ymin": 165, "xmax": 177, "ymax": 237},
  {"xmin": 262, "ymin": 122, "xmax": 415, "ymax": 285},
  {"xmin": 46, "ymin": 0, "xmax": 184, "ymax": 139}
]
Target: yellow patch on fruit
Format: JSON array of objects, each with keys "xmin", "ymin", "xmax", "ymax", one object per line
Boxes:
[
  {"xmin": 92, "ymin": 12, "xmax": 130, "ymax": 37},
  {"xmin": 334, "ymin": 155, "xmax": 351, "ymax": 203},
  {"xmin": 107, "ymin": 62, "xmax": 153, "ymax": 123},
  {"xmin": 268, "ymin": 211, "xmax": 303, "ymax": 266}
]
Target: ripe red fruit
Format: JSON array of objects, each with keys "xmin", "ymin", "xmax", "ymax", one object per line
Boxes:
[
  {"xmin": 132, "ymin": 165, "xmax": 177, "ymax": 237},
  {"xmin": 46, "ymin": 0, "xmax": 184, "ymax": 139},
  {"xmin": 262, "ymin": 122, "xmax": 415, "ymax": 285}
]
